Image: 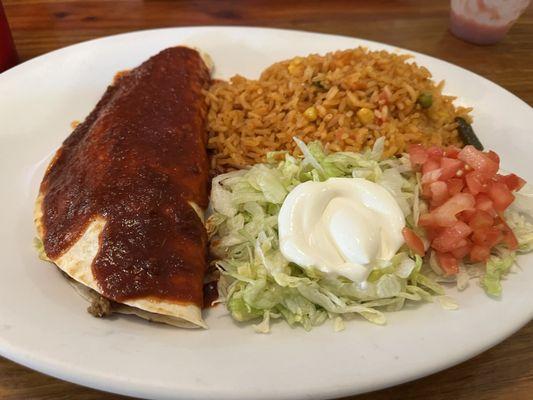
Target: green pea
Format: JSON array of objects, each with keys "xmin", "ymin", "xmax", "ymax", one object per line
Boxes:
[{"xmin": 417, "ymin": 92, "xmax": 433, "ymax": 108}]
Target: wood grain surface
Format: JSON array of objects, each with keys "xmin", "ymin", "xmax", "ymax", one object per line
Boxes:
[{"xmin": 1, "ymin": 1, "xmax": 532, "ymax": 399}]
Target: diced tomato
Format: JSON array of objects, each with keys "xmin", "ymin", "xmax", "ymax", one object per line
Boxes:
[
  {"xmin": 427, "ymin": 146, "xmax": 444, "ymax": 160},
  {"xmin": 424, "ymin": 193, "xmax": 475, "ymax": 227},
  {"xmin": 444, "ymin": 146, "xmax": 461, "ymax": 158},
  {"xmin": 408, "ymin": 144, "xmax": 428, "ymax": 165},
  {"xmin": 421, "ymin": 184, "xmax": 432, "ymax": 198},
  {"xmin": 412, "ymin": 144, "xmax": 525, "ymax": 273},
  {"xmin": 470, "ymin": 245, "xmax": 491, "ymax": 263},
  {"xmin": 458, "ymin": 145, "xmax": 499, "ymax": 176},
  {"xmin": 468, "ymin": 210, "xmax": 494, "ymax": 230},
  {"xmin": 432, "ymin": 221, "xmax": 472, "ymax": 253},
  {"xmin": 402, "ymin": 227, "xmax": 426, "ymax": 256},
  {"xmin": 472, "ymin": 227, "xmax": 502, "ymax": 247},
  {"xmin": 465, "ymin": 171, "xmax": 489, "ymax": 195},
  {"xmin": 499, "ymin": 221, "xmax": 519, "ymax": 250},
  {"xmin": 459, "ymin": 209, "xmax": 476, "ymax": 222},
  {"xmin": 502, "ymin": 231, "xmax": 519, "ymax": 250},
  {"xmin": 487, "ymin": 229, "xmax": 503, "ymax": 247},
  {"xmin": 447, "ymin": 178, "xmax": 464, "ymax": 195},
  {"xmin": 436, "ymin": 252, "xmax": 459, "ymax": 276},
  {"xmin": 422, "ymin": 159, "xmax": 441, "ymax": 175},
  {"xmin": 475, "ymin": 194, "xmax": 495, "ymax": 214},
  {"xmin": 425, "ymin": 226, "xmax": 443, "ymax": 241},
  {"xmin": 453, "ymin": 221, "xmax": 473, "ymax": 238},
  {"xmin": 429, "ymin": 200, "xmax": 441, "ymax": 209},
  {"xmin": 421, "ymin": 169, "xmax": 442, "ymax": 185},
  {"xmin": 429, "ymin": 181, "xmax": 449, "ymax": 206},
  {"xmin": 486, "ymin": 150, "xmax": 500, "ymax": 164},
  {"xmin": 439, "ymin": 157, "xmax": 463, "ymax": 180},
  {"xmin": 452, "ymin": 242, "xmax": 472, "ymax": 259},
  {"xmin": 488, "ymin": 182, "xmax": 515, "ymax": 212},
  {"xmin": 457, "ymin": 239, "xmax": 470, "ymax": 248},
  {"xmin": 496, "ymin": 173, "xmax": 526, "ymax": 192}
]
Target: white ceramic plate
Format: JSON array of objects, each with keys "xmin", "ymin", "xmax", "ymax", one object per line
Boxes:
[{"xmin": 0, "ymin": 27, "xmax": 532, "ymax": 400}]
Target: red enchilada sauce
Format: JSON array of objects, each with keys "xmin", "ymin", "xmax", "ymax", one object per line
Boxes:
[{"xmin": 39, "ymin": 47, "xmax": 211, "ymax": 307}]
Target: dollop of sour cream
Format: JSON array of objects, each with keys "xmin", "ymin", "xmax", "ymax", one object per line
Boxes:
[{"xmin": 278, "ymin": 178, "xmax": 406, "ymax": 283}]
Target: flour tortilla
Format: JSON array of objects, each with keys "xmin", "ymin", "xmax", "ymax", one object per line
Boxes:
[{"xmin": 34, "ymin": 193, "xmax": 207, "ymax": 328}]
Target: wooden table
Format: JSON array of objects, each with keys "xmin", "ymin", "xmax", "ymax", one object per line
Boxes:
[{"xmin": 1, "ymin": 1, "xmax": 532, "ymax": 399}]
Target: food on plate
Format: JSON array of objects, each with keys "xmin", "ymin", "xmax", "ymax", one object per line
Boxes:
[
  {"xmin": 34, "ymin": 44, "xmax": 532, "ymax": 332},
  {"xmin": 206, "ymin": 48, "xmax": 472, "ymax": 173},
  {"xmin": 208, "ymin": 139, "xmax": 532, "ymax": 332},
  {"xmin": 455, "ymin": 117, "xmax": 483, "ymax": 150},
  {"xmin": 34, "ymin": 46, "xmax": 213, "ymax": 328},
  {"xmin": 408, "ymin": 144, "xmax": 528, "ymax": 294},
  {"xmin": 277, "ymin": 177, "xmax": 406, "ymax": 283},
  {"xmin": 205, "ymin": 47, "xmax": 530, "ymax": 332}
]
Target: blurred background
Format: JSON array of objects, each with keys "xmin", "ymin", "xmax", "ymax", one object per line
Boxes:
[{"xmin": 2, "ymin": 0, "xmax": 532, "ymax": 99}]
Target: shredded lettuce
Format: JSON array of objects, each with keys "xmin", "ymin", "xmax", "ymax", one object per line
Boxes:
[
  {"xmin": 437, "ymin": 295, "xmax": 459, "ymax": 310},
  {"xmin": 481, "ymin": 251, "xmax": 516, "ymax": 297},
  {"xmin": 208, "ymin": 139, "xmax": 443, "ymax": 331},
  {"xmin": 506, "ymin": 209, "xmax": 533, "ymax": 253},
  {"xmin": 478, "ymin": 206, "xmax": 533, "ymax": 296},
  {"xmin": 33, "ymin": 237, "xmax": 50, "ymax": 262}
]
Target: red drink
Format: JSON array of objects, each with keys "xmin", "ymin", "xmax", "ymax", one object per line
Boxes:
[
  {"xmin": 450, "ymin": 0, "xmax": 530, "ymax": 45},
  {"xmin": 0, "ymin": 1, "xmax": 18, "ymax": 72}
]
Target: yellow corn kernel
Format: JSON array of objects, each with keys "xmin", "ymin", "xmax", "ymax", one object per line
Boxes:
[
  {"xmin": 287, "ymin": 57, "xmax": 302, "ymax": 75},
  {"xmin": 287, "ymin": 64, "xmax": 298, "ymax": 75},
  {"xmin": 303, "ymin": 106, "xmax": 318, "ymax": 121},
  {"xmin": 356, "ymin": 107, "xmax": 374, "ymax": 125}
]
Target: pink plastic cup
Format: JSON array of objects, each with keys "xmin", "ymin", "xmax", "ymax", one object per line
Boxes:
[{"xmin": 450, "ymin": 0, "xmax": 531, "ymax": 45}]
